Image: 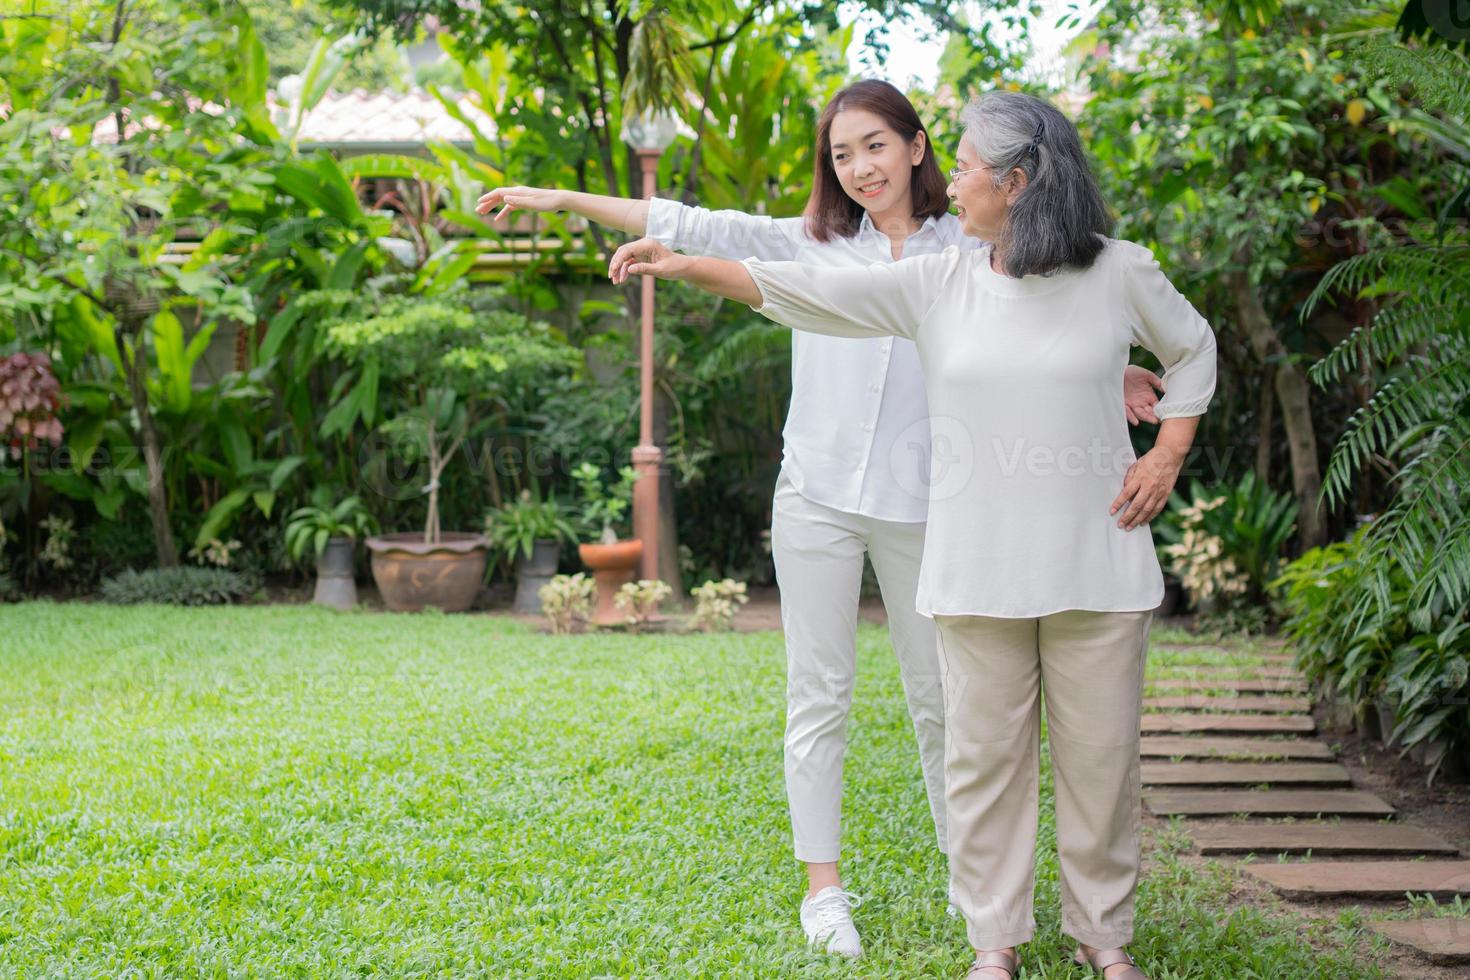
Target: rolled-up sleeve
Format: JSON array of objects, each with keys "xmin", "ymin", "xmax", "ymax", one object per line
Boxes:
[
  {"xmin": 1121, "ymin": 242, "xmax": 1217, "ymax": 419},
  {"xmin": 741, "ymin": 247, "xmax": 964, "ymax": 343},
  {"xmin": 646, "ymin": 197, "xmax": 801, "ymax": 262}
]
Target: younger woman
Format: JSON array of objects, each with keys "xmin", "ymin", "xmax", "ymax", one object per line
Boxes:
[{"xmin": 477, "ymin": 80, "xmax": 1163, "ymax": 959}]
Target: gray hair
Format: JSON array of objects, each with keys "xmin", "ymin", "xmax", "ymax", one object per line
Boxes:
[{"xmin": 959, "ymin": 90, "xmax": 1111, "ymax": 277}]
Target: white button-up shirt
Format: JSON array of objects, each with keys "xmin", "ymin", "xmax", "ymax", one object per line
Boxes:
[{"xmin": 646, "ymin": 198, "xmax": 981, "ymax": 523}]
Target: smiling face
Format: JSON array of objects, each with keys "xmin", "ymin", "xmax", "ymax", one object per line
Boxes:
[
  {"xmin": 827, "ymin": 107, "xmax": 926, "ymax": 230},
  {"xmin": 946, "ymin": 135, "xmax": 1024, "ymax": 242}
]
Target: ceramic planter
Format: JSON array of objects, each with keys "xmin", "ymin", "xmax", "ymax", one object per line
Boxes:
[
  {"xmin": 578, "ymin": 539, "xmax": 644, "ymax": 626},
  {"xmin": 313, "ymin": 535, "xmax": 358, "ymax": 611},
  {"xmin": 365, "ymin": 532, "xmax": 489, "ymax": 612},
  {"xmin": 512, "ymin": 538, "xmax": 561, "ymax": 615}
]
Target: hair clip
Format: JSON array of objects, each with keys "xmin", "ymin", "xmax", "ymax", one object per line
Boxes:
[{"xmin": 1028, "ymin": 120, "xmax": 1045, "ymax": 158}]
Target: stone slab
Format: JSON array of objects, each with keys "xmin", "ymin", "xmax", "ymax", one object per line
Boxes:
[
  {"xmin": 1189, "ymin": 822, "xmax": 1458, "ymax": 856},
  {"xmin": 1144, "ymin": 695, "xmax": 1311, "ymax": 713},
  {"xmin": 1139, "ymin": 736, "xmax": 1335, "ymax": 760},
  {"xmin": 1143, "ymin": 789, "xmax": 1395, "ymax": 817},
  {"xmin": 1142, "ymin": 713, "xmax": 1315, "ymax": 734},
  {"xmin": 1140, "ymin": 761, "xmax": 1351, "ymax": 787},
  {"xmin": 1365, "ymin": 919, "xmax": 1470, "ymax": 962},
  {"xmin": 1154, "ymin": 665, "xmax": 1303, "ymax": 680},
  {"xmin": 1146, "ymin": 678, "xmax": 1307, "ymax": 693},
  {"xmin": 1151, "ymin": 644, "xmax": 1230, "ymax": 654},
  {"xmin": 1244, "ymin": 861, "xmax": 1470, "ymax": 900}
]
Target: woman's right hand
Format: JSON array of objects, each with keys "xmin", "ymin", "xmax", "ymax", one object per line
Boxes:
[
  {"xmin": 608, "ymin": 238, "xmax": 692, "ymax": 285},
  {"xmin": 475, "ymin": 185, "xmax": 564, "ymax": 220}
]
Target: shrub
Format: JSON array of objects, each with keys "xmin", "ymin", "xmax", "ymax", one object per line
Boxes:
[
  {"xmin": 614, "ymin": 579, "xmax": 671, "ymax": 630},
  {"xmin": 691, "ymin": 578, "xmax": 749, "ymax": 632},
  {"xmin": 1157, "ymin": 471, "xmax": 1298, "ymax": 609},
  {"xmin": 100, "ymin": 567, "xmax": 258, "ymax": 606},
  {"xmin": 1275, "ymin": 531, "xmax": 1470, "ymax": 783},
  {"xmin": 538, "ymin": 573, "xmax": 594, "ymax": 634},
  {"xmin": 284, "ymin": 491, "xmax": 378, "ymax": 566},
  {"xmin": 484, "ymin": 490, "xmax": 577, "ymax": 565}
]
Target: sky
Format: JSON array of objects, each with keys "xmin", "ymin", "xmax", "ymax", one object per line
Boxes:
[{"xmin": 840, "ymin": 0, "xmax": 1103, "ymax": 91}]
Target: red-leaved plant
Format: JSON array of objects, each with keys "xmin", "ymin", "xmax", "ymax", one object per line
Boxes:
[{"xmin": 0, "ymin": 352, "xmax": 65, "ymax": 458}]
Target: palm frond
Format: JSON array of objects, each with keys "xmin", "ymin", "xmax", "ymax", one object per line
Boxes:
[
  {"xmin": 1311, "ymin": 287, "xmax": 1467, "ymax": 387},
  {"xmin": 1320, "ymin": 343, "xmax": 1470, "ymax": 507},
  {"xmin": 693, "ymin": 321, "xmax": 791, "ymax": 382}
]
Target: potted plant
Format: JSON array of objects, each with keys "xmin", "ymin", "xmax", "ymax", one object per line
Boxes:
[
  {"xmin": 484, "ymin": 489, "xmax": 578, "ymax": 614},
  {"xmin": 572, "ymin": 461, "xmax": 642, "ymax": 625},
  {"xmin": 284, "ymin": 490, "xmax": 377, "ymax": 610},
  {"xmin": 325, "ymin": 298, "xmax": 508, "ymax": 612}
]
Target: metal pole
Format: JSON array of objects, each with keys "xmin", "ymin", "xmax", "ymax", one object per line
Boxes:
[{"xmin": 631, "ymin": 149, "xmax": 664, "ymax": 582}]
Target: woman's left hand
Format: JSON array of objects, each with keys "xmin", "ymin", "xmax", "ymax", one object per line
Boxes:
[{"xmin": 1110, "ymin": 446, "xmax": 1185, "ymax": 531}]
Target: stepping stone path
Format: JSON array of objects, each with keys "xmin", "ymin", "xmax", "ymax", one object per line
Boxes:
[
  {"xmin": 1365, "ymin": 920, "xmax": 1470, "ymax": 964},
  {"xmin": 1144, "ymin": 788, "xmax": 1395, "ymax": 816},
  {"xmin": 1139, "ymin": 735, "xmax": 1335, "ymax": 760},
  {"xmin": 1146, "ymin": 677, "xmax": 1307, "ymax": 693},
  {"xmin": 1242, "ymin": 861, "xmax": 1470, "ymax": 900},
  {"xmin": 1143, "ymin": 694, "xmax": 1311, "ymax": 713},
  {"xmin": 1138, "ymin": 640, "xmax": 1466, "ymax": 967},
  {"xmin": 1141, "ymin": 713, "xmax": 1315, "ymax": 734},
  {"xmin": 1189, "ymin": 822, "xmax": 1460, "ymax": 856},
  {"xmin": 1156, "ymin": 665, "xmax": 1302, "ymax": 679},
  {"xmin": 1140, "ymin": 761, "xmax": 1352, "ymax": 787}
]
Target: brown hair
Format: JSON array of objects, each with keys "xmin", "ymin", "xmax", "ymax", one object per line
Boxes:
[{"xmin": 802, "ymin": 79, "xmax": 951, "ymax": 243}]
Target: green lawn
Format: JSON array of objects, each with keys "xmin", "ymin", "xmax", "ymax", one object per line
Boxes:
[{"xmin": 0, "ymin": 603, "xmax": 1381, "ymax": 978}]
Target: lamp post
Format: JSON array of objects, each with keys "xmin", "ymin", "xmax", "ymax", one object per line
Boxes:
[{"xmin": 621, "ymin": 109, "xmax": 680, "ymax": 583}]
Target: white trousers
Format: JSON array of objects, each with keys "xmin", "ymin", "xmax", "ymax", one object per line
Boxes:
[{"xmin": 770, "ymin": 471, "xmax": 947, "ymax": 863}]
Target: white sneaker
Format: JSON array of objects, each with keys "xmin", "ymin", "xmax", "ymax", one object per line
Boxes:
[{"xmin": 800, "ymin": 886, "xmax": 863, "ymax": 957}]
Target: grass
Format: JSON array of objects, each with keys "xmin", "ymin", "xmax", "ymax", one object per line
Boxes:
[{"xmin": 0, "ymin": 603, "xmax": 1382, "ymax": 978}]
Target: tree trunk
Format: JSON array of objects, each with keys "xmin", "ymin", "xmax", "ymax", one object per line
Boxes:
[
  {"xmin": 1272, "ymin": 365, "xmax": 1326, "ymax": 547},
  {"xmin": 1254, "ymin": 363, "xmax": 1275, "ymax": 479},
  {"xmin": 123, "ymin": 323, "xmax": 178, "ymax": 567},
  {"xmin": 1225, "ymin": 265, "xmax": 1326, "ymax": 548}
]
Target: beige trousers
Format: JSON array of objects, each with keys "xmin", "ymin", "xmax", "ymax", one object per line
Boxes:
[
  {"xmin": 936, "ymin": 610, "xmax": 1151, "ymax": 951},
  {"xmin": 771, "ymin": 471, "xmax": 947, "ymax": 863}
]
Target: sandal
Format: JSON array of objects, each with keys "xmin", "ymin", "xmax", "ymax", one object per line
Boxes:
[
  {"xmin": 965, "ymin": 947, "xmax": 1021, "ymax": 978},
  {"xmin": 1073, "ymin": 946, "xmax": 1148, "ymax": 980}
]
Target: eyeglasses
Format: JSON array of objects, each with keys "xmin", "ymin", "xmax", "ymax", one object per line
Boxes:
[{"xmin": 947, "ymin": 165, "xmax": 993, "ymax": 182}]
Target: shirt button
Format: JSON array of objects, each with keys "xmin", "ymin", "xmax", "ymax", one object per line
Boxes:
[
  {"xmin": 863, "ymin": 423, "xmax": 873, "ymax": 431},
  {"xmin": 870, "ymin": 384, "xmax": 880, "ymax": 393}
]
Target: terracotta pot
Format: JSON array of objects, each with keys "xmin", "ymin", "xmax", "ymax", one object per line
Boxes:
[
  {"xmin": 578, "ymin": 539, "xmax": 644, "ymax": 626},
  {"xmin": 365, "ymin": 532, "xmax": 488, "ymax": 612},
  {"xmin": 312, "ymin": 535, "xmax": 358, "ymax": 611}
]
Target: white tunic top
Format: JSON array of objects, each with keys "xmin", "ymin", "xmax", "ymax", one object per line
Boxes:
[
  {"xmin": 742, "ymin": 240, "xmax": 1217, "ymax": 619},
  {"xmin": 646, "ymin": 197, "xmax": 981, "ymax": 523}
]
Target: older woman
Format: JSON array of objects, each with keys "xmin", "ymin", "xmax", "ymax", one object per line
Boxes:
[{"xmin": 607, "ymin": 90, "xmax": 1215, "ymax": 980}]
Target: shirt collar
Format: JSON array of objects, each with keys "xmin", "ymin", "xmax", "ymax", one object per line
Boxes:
[{"xmin": 859, "ymin": 211, "xmax": 940, "ymax": 239}]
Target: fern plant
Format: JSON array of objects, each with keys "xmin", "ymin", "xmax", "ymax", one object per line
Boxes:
[{"xmin": 1283, "ymin": 12, "xmax": 1470, "ymax": 779}]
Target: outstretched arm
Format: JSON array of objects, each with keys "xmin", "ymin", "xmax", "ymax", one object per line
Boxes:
[
  {"xmin": 609, "ymin": 237, "xmax": 961, "ymax": 342},
  {"xmin": 476, "ymin": 186, "xmax": 649, "ymax": 235},
  {"xmin": 608, "ymin": 238, "xmax": 762, "ymax": 305},
  {"xmin": 478, "ymin": 186, "xmax": 800, "ymax": 262}
]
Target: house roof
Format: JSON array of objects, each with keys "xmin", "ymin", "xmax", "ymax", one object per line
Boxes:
[
  {"xmin": 85, "ymin": 88, "xmax": 496, "ymax": 147},
  {"xmin": 282, "ymin": 88, "xmax": 496, "ymax": 147}
]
